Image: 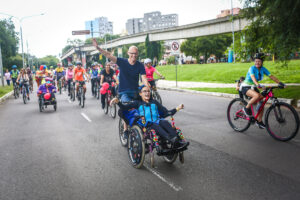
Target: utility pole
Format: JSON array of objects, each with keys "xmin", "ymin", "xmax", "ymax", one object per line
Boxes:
[
  {"xmin": 0, "ymin": 44, "xmax": 4, "ymax": 86},
  {"xmin": 231, "ymin": 0, "xmax": 235, "ymax": 63}
]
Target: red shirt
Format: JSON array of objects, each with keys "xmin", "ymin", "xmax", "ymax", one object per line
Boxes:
[
  {"xmin": 74, "ymin": 67, "xmax": 85, "ymax": 81},
  {"xmin": 145, "ymin": 66, "xmax": 156, "ymax": 82}
]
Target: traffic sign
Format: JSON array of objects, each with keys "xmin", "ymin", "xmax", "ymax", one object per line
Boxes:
[
  {"xmin": 72, "ymin": 30, "xmax": 90, "ymax": 35},
  {"xmin": 171, "ymin": 41, "xmax": 180, "ymax": 51}
]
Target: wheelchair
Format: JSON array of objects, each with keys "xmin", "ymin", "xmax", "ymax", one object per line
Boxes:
[
  {"xmin": 118, "ymin": 109, "xmax": 189, "ymax": 169},
  {"xmin": 38, "ymin": 92, "xmax": 57, "ymax": 112}
]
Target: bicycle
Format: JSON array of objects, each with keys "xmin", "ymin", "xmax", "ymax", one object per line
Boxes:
[
  {"xmin": 69, "ymin": 81, "xmax": 76, "ymax": 101},
  {"xmin": 92, "ymin": 78, "xmax": 100, "ymax": 99},
  {"xmin": 103, "ymin": 82, "xmax": 117, "ymax": 118},
  {"xmin": 57, "ymin": 77, "xmax": 63, "ymax": 94},
  {"xmin": 13, "ymin": 82, "xmax": 19, "ymax": 99},
  {"xmin": 21, "ymin": 81, "xmax": 29, "ymax": 104},
  {"xmin": 151, "ymin": 79, "xmax": 162, "ymax": 104},
  {"xmin": 77, "ymin": 81, "xmax": 85, "ymax": 108},
  {"xmin": 227, "ymin": 85, "xmax": 299, "ymax": 141}
]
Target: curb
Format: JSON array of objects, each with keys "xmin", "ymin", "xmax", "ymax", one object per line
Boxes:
[
  {"xmin": 0, "ymin": 91, "xmax": 14, "ymax": 104},
  {"xmin": 298, "ymin": 100, "xmax": 300, "ymax": 108},
  {"xmin": 158, "ymin": 87, "xmax": 294, "ymax": 106}
]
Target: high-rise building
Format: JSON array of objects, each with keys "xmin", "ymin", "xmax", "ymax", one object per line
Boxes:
[
  {"xmin": 126, "ymin": 11, "xmax": 178, "ymax": 35},
  {"xmin": 85, "ymin": 17, "xmax": 113, "ymax": 38}
]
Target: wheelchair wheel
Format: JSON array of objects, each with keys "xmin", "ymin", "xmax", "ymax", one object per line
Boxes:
[
  {"xmin": 163, "ymin": 153, "xmax": 178, "ymax": 164},
  {"xmin": 118, "ymin": 118, "xmax": 128, "ymax": 147},
  {"xmin": 128, "ymin": 125, "xmax": 145, "ymax": 169}
]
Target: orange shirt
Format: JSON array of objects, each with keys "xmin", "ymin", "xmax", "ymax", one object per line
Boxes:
[{"xmin": 74, "ymin": 67, "xmax": 85, "ymax": 81}]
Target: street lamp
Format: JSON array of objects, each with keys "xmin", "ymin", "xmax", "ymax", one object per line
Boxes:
[{"xmin": 0, "ymin": 12, "xmax": 45, "ymax": 68}]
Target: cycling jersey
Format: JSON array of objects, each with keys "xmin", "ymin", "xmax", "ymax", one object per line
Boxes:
[
  {"xmin": 56, "ymin": 67, "xmax": 64, "ymax": 73},
  {"xmin": 244, "ymin": 66, "xmax": 271, "ymax": 85},
  {"xmin": 74, "ymin": 67, "xmax": 85, "ymax": 81},
  {"xmin": 145, "ymin": 66, "xmax": 156, "ymax": 82},
  {"xmin": 55, "ymin": 68, "xmax": 65, "ymax": 78},
  {"xmin": 65, "ymin": 69, "xmax": 73, "ymax": 80}
]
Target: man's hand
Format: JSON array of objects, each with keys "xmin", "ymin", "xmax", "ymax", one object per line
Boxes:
[{"xmin": 92, "ymin": 38, "xmax": 99, "ymax": 48}]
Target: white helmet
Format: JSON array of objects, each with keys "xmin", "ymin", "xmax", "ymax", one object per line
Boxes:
[{"xmin": 144, "ymin": 58, "xmax": 152, "ymax": 64}]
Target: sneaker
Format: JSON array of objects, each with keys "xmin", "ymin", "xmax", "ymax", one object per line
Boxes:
[
  {"xmin": 123, "ymin": 130, "xmax": 129, "ymax": 140},
  {"xmin": 243, "ymin": 107, "xmax": 252, "ymax": 117},
  {"xmin": 101, "ymin": 104, "xmax": 105, "ymax": 109},
  {"xmin": 256, "ymin": 121, "xmax": 266, "ymax": 129},
  {"xmin": 27, "ymin": 97, "xmax": 30, "ymax": 100}
]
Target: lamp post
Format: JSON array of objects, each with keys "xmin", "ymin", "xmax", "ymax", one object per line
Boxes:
[
  {"xmin": 0, "ymin": 12, "xmax": 44, "ymax": 68},
  {"xmin": 231, "ymin": 0, "xmax": 235, "ymax": 63}
]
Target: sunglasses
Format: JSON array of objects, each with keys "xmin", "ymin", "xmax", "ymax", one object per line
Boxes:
[{"xmin": 141, "ymin": 90, "xmax": 150, "ymax": 93}]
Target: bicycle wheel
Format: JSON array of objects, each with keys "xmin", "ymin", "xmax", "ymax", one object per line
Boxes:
[
  {"xmin": 153, "ymin": 91, "xmax": 162, "ymax": 104},
  {"xmin": 23, "ymin": 88, "xmax": 27, "ymax": 104},
  {"xmin": 104, "ymin": 96, "xmax": 109, "ymax": 114},
  {"xmin": 59, "ymin": 80, "xmax": 62, "ymax": 94},
  {"xmin": 128, "ymin": 125, "xmax": 145, "ymax": 169},
  {"xmin": 110, "ymin": 103, "xmax": 117, "ymax": 118},
  {"xmin": 163, "ymin": 153, "xmax": 178, "ymax": 164},
  {"xmin": 14, "ymin": 87, "xmax": 17, "ymax": 99},
  {"xmin": 119, "ymin": 117, "xmax": 128, "ymax": 147},
  {"xmin": 265, "ymin": 102, "xmax": 299, "ymax": 141},
  {"xmin": 81, "ymin": 91, "xmax": 85, "ymax": 108},
  {"xmin": 227, "ymin": 98, "xmax": 251, "ymax": 132}
]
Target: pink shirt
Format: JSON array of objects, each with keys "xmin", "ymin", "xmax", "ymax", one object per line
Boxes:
[
  {"xmin": 66, "ymin": 69, "xmax": 73, "ymax": 80},
  {"xmin": 145, "ymin": 66, "xmax": 156, "ymax": 82}
]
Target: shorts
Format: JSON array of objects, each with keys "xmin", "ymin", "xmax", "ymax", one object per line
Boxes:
[
  {"xmin": 149, "ymin": 80, "xmax": 156, "ymax": 88},
  {"xmin": 241, "ymin": 86, "xmax": 260, "ymax": 96},
  {"xmin": 119, "ymin": 90, "xmax": 137, "ymax": 103}
]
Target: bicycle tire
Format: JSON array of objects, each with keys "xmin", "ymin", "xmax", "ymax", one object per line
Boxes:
[
  {"xmin": 23, "ymin": 87, "xmax": 27, "ymax": 104},
  {"xmin": 153, "ymin": 91, "xmax": 162, "ymax": 104},
  {"xmin": 128, "ymin": 125, "xmax": 145, "ymax": 169},
  {"xmin": 265, "ymin": 102, "xmax": 299, "ymax": 141},
  {"xmin": 119, "ymin": 118, "xmax": 128, "ymax": 147},
  {"xmin": 81, "ymin": 91, "xmax": 85, "ymax": 108},
  {"xmin": 104, "ymin": 96, "xmax": 109, "ymax": 114},
  {"xmin": 110, "ymin": 103, "xmax": 117, "ymax": 118},
  {"xmin": 227, "ymin": 98, "xmax": 251, "ymax": 132}
]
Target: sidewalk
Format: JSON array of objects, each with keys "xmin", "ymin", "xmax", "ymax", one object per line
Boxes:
[{"xmin": 157, "ymin": 80, "xmax": 300, "ymax": 88}]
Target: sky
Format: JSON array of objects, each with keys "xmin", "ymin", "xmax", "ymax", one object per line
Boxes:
[{"xmin": 1, "ymin": 0, "xmax": 243, "ymax": 59}]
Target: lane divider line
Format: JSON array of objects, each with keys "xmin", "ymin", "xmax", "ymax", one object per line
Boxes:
[
  {"xmin": 81, "ymin": 113, "xmax": 92, "ymax": 123},
  {"xmin": 144, "ymin": 165, "xmax": 183, "ymax": 192}
]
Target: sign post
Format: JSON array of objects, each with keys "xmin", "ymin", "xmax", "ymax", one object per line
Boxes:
[
  {"xmin": 0, "ymin": 44, "xmax": 4, "ymax": 86},
  {"xmin": 171, "ymin": 41, "xmax": 180, "ymax": 88}
]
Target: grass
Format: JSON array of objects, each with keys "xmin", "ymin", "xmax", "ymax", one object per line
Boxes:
[
  {"xmin": 0, "ymin": 85, "xmax": 13, "ymax": 98},
  {"xmin": 155, "ymin": 60, "xmax": 300, "ymax": 83},
  {"xmin": 189, "ymin": 86, "xmax": 300, "ymax": 104}
]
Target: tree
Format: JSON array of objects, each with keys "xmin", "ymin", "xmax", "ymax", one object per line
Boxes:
[
  {"xmin": 38, "ymin": 55, "xmax": 59, "ymax": 67},
  {"xmin": 0, "ymin": 18, "xmax": 19, "ymax": 68},
  {"xmin": 241, "ymin": 0, "xmax": 300, "ymax": 62},
  {"xmin": 145, "ymin": 34, "xmax": 164, "ymax": 60}
]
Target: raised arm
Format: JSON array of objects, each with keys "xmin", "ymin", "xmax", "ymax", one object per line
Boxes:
[{"xmin": 92, "ymin": 39, "xmax": 117, "ymax": 63}]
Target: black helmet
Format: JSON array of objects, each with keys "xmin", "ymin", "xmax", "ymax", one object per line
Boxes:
[
  {"xmin": 76, "ymin": 61, "xmax": 82, "ymax": 66},
  {"xmin": 254, "ymin": 53, "xmax": 265, "ymax": 62}
]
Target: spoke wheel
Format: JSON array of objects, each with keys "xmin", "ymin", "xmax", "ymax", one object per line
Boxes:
[
  {"xmin": 119, "ymin": 118, "xmax": 128, "ymax": 147},
  {"xmin": 227, "ymin": 98, "xmax": 251, "ymax": 132},
  {"xmin": 128, "ymin": 125, "xmax": 145, "ymax": 169},
  {"xmin": 110, "ymin": 103, "xmax": 116, "ymax": 118},
  {"xmin": 265, "ymin": 102, "xmax": 299, "ymax": 141}
]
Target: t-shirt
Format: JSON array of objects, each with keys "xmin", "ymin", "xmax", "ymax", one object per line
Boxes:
[
  {"xmin": 66, "ymin": 69, "xmax": 73, "ymax": 80},
  {"xmin": 5, "ymin": 72, "xmax": 11, "ymax": 80},
  {"xmin": 116, "ymin": 58, "xmax": 146, "ymax": 92},
  {"xmin": 145, "ymin": 66, "xmax": 156, "ymax": 82},
  {"xmin": 101, "ymin": 68, "xmax": 115, "ymax": 84},
  {"xmin": 244, "ymin": 65, "xmax": 271, "ymax": 85},
  {"xmin": 90, "ymin": 68, "xmax": 100, "ymax": 79},
  {"xmin": 74, "ymin": 67, "xmax": 86, "ymax": 81}
]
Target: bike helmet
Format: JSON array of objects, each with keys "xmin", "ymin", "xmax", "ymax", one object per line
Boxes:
[
  {"xmin": 76, "ymin": 61, "xmax": 82, "ymax": 66},
  {"xmin": 50, "ymin": 66, "xmax": 53, "ymax": 69},
  {"xmin": 91, "ymin": 63, "xmax": 96, "ymax": 67},
  {"xmin": 254, "ymin": 53, "xmax": 265, "ymax": 62},
  {"xmin": 68, "ymin": 63, "xmax": 74, "ymax": 67},
  {"xmin": 144, "ymin": 58, "xmax": 152, "ymax": 64},
  {"xmin": 40, "ymin": 65, "xmax": 44, "ymax": 70},
  {"xmin": 12, "ymin": 65, "xmax": 17, "ymax": 69},
  {"xmin": 44, "ymin": 93, "xmax": 51, "ymax": 100}
]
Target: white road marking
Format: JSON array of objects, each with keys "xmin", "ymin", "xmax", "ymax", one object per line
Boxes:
[
  {"xmin": 144, "ymin": 165, "xmax": 183, "ymax": 192},
  {"xmin": 81, "ymin": 112, "xmax": 92, "ymax": 123}
]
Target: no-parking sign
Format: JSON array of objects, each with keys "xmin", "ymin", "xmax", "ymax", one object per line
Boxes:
[{"xmin": 171, "ymin": 41, "xmax": 180, "ymax": 54}]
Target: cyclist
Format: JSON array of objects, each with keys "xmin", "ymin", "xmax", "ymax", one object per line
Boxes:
[
  {"xmin": 240, "ymin": 53, "xmax": 285, "ymax": 129},
  {"xmin": 49, "ymin": 66, "xmax": 55, "ymax": 78},
  {"xmin": 144, "ymin": 58, "xmax": 165, "ymax": 88},
  {"xmin": 111, "ymin": 85, "xmax": 188, "ymax": 150},
  {"xmin": 90, "ymin": 63, "xmax": 101, "ymax": 96},
  {"xmin": 100, "ymin": 62, "xmax": 119, "ymax": 109},
  {"xmin": 16, "ymin": 68, "xmax": 30, "ymax": 100},
  {"xmin": 37, "ymin": 77, "xmax": 56, "ymax": 102},
  {"xmin": 10, "ymin": 65, "xmax": 19, "ymax": 87},
  {"xmin": 26, "ymin": 67, "xmax": 33, "ymax": 92},
  {"xmin": 73, "ymin": 61, "xmax": 89, "ymax": 99},
  {"xmin": 54, "ymin": 63, "xmax": 65, "ymax": 91},
  {"xmin": 36, "ymin": 65, "xmax": 49, "ymax": 87},
  {"xmin": 93, "ymin": 39, "xmax": 150, "ymax": 138},
  {"xmin": 65, "ymin": 63, "xmax": 74, "ymax": 96}
]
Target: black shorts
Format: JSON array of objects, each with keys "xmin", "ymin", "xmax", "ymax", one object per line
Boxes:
[
  {"xmin": 149, "ymin": 80, "xmax": 156, "ymax": 88},
  {"xmin": 241, "ymin": 86, "xmax": 259, "ymax": 96}
]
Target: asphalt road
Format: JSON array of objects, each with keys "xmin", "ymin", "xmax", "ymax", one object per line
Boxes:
[{"xmin": 0, "ymin": 85, "xmax": 300, "ymax": 200}]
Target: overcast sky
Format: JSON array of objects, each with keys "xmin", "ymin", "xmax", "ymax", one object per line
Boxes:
[{"xmin": 1, "ymin": 0, "xmax": 243, "ymax": 58}]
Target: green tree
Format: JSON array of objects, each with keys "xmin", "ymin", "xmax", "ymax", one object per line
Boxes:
[
  {"xmin": 241, "ymin": 0, "xmax": 300, "ymax": 62},
  {"xmin": 145, "ymin": 34, "xmax": 164, "ymax": 60},
  {"xmin": 38, "ymin": 55, "xmax": 59, "ymax": 67},
  {"xmin": 0, "ymin": 18, "xmax": 19, "ymax": 68}
]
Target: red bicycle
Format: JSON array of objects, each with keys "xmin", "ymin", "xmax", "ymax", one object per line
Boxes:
[
  {"xmin": 227, "ymin": 86, "xmax": 299, "ymax": 141},
  {"xmin": 102, "ymin": 82, "xmax": 117, "ymax": 118}
]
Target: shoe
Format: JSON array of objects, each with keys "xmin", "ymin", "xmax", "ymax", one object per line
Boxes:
[
  {"xmin": 243, "ymin": 107, "xmax": 252, "ymax": 117},
  {"xmin": 27, "ymin": 97, "xmax": 30, "ymax": 100},
  {"xmin": 102, "ymin": 104, "xmax": 105, "ymax": 109},
  {"xmin": 256, "ymin": 121, "xmax": 266, "ymax": 129},
  {"xmin": 68, "ymin": 93, "xmax": 70, "ymax": 96},
  {"xmin": 123, "ymin": 130, "xmax": 129, "ymax": 140}
]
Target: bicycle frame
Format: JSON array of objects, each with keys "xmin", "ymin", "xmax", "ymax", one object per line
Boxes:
[{"xmin": 235, "ymin": 88, "xmax": 275, "ymax": 121}]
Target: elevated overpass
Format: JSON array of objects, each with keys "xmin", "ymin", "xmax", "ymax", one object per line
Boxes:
[{"xmin": 61, "ymin": 15, "xmax": 249, "ymax": 60}]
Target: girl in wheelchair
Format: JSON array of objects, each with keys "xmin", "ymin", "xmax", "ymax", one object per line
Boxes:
[
  {"xmin": 37, "ymin": 77, "xmax": 57, "ymax": 103},
  {"xmin": 111, "ymin": 85, "xmax": 189, "ymax": 152}
]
